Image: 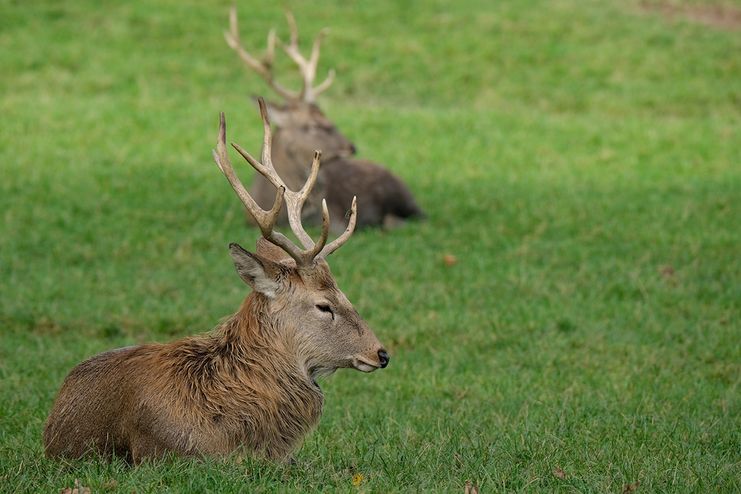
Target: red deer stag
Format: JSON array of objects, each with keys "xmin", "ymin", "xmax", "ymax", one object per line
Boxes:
[
  {"xmin": 225, "ymin": 8, "xmax": 424, "ymax": 232},
  {"xmin": 43, "ymin": 98, "xmax": 389, "ymax": 464}
]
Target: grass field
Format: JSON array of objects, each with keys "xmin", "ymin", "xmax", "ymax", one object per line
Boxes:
[{"xmin": 1, "ymin": 0, "xmax": 739, "ymax": 492}]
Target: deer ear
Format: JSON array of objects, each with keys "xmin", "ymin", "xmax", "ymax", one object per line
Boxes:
[{"xmin": 229, "ymin": 243, "xmax": 281, "ymax": 298}]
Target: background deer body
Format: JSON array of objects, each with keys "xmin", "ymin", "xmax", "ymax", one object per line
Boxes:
[
  {"xmin": 226, "ymin": 9, "xmax": 424, "ymax": 232},
  {"xmin": 43, "ymin": 101, "xmax": 388, "ymax": 464}
]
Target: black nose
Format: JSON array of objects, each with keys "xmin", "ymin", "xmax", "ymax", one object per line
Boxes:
[
  {"xmin": 378, "ymin": 350, "xmax": 389, "ymax": 368},
  {"xmin": 349, "ymin": 143, "xmax": 357, "ymax": 155}
]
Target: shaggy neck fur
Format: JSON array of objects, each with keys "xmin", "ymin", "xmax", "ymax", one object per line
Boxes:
[{"xmin": 163, "ymin": 292, "xmax": 323, "ymax": 460}]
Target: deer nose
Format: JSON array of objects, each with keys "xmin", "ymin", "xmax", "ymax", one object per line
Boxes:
[
  {"xmin": 349, "ymin": 143, "xmax": 357, "ymax": 154},
  {"xmin": 377, "ymin": 350, "xmax": 389, "ymax": 368}
]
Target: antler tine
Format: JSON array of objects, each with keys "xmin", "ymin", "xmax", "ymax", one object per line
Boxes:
[
  {"xmin": 213, "ymin": 112, "xmax": 280, "ymax": 226},
  {"xmin": 308, "ymin": 28, "xmax": 324, "ymax": 68},
  {"xmin": 225, "ymin": 6, "xmax": 299, "ymax": 101},
  {"xmin": 213, "ymin": 112, "xmax": 307, "ymax": 264},
  {"xmin": 313, "ymin": 68, "xmax": 335, "ymax": 98},
  {"xmin": 319, "ymin": 196, "xmax": 358, "ymax": 258},
  {"xmin": 277, "ymin": 11, "xmax": 335, "ymax": 103},
  {"xmin": 285, "ymin": 9, "xmax": 300, "ymax": 47},
  {"xmin": 308, "ymin": 29, "xmax": 335, "ymax": 99},
  {"xmin": 229, "ymin": 101, "xmax": 281, "ymax": 188},
  {"xmin": 286, "ymin": 150, "xmax": 323, "ymax": 249},
  {"xmin": 265, "ymin": 29, "xmax": 276, "ymax": 66},
  {"xmin": 308, "ymin": 199, "xmax": 331, "ymax": 259}
]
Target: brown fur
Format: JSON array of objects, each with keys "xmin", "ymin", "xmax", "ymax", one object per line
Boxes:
[
  {"xmin": 44, "ymin": 252, "xmax": 387, "ymax": 464},
  {"xmin": 250, "ymin": 101, "xmax": 425, "ymax": 232}
]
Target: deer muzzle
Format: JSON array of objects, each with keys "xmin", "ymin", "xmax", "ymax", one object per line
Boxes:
[{"xmin": 351, "ymin": 348, "xmax": 389, "ymax": 372}]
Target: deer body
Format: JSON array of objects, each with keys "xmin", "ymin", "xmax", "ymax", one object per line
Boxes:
[
  {"xmin": 323, "ymin": 157, "xmax": 424, "ymax": 229},
  {"xmin": 44, "ymin": 297, "xmax": 324, "ymax": 463},
  {"xmin": 226, "ymin": 9, "xmax": 424, "ymax": 232},
  {"xmin": 44, "ymin": 101, "xmax": 388, "ymax": 464}
]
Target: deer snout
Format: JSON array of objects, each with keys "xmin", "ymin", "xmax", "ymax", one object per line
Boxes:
[
  {"xmin": 351, "ymin": 344, "xmax": 389, "ymax": 372},
  {"xmin": 378, "ymin": 349, "xmax": 389, "ymax": 368}
]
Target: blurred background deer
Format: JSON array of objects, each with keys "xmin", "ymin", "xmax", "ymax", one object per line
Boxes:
[
  {"xmin": 43, "ymin": 99, "xmax": 389, "ymax": 464},
  {"xmin": 225, "ymin": 8, "xmax": 425, "ymax": 232}
]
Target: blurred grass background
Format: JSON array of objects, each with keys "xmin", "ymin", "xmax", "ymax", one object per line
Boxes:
[{"xmin": 0, "ymin": 0, "xmax": 739, "ymax": 491}]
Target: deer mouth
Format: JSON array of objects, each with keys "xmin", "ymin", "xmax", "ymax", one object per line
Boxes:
[{"xmin": 351, "ymin": 357, "xmax": 380, "ymax": 373}]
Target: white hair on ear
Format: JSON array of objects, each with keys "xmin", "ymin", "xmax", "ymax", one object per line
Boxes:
[{"xmin": 252, "ymin": 276, "xmax": 278, "ymax": 299}]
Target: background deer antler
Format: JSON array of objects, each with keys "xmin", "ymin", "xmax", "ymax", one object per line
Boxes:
[
  {"xmin": 225, "ymin": 7, "xmax": 335, "ymax": 103},
  {"xmin": 212, "ymin": 97, "xmax": 357, "ymax": 265}
]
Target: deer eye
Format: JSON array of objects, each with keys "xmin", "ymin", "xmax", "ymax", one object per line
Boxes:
[{"xmin": 315, "ymin": 304, "xmax": 334, "ymax": 319}]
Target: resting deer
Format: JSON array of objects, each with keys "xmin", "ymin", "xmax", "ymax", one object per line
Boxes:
[
  {"xmin": 43, "ymin": 98, "xmax": 389, "ymax": 464},
  {"xmin": 225, "ymin": 8, "xmax": 424, "ymax": 232}
]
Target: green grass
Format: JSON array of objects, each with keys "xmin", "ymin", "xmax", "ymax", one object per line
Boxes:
[{"xmin": 1, "ymin": 0, "xmax": 740, "ymax": 491}]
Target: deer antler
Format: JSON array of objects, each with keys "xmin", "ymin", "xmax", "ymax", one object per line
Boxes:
[
  {"xmin": 224, "ymin": 7, "xmax": 295, "ymax": 100},
  {"xmin": 225, "ymin": 7, "xmax": 335, "ymax": 103},
  {"xmin": 278, "ymin": 10, "xmax": 336, "ymax": 103},
  {"xmin": 212, "ymin": 97, "xmax": 357, "ymax": 265}
]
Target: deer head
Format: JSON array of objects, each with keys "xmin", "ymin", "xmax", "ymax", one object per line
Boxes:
[
  {"xmin": 212, "ymin": 98, "xmax": 389, "ymax": 376},
  {"xmin": 225, "ymin": 8, "xmax": 357, "ymax": 166}
]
